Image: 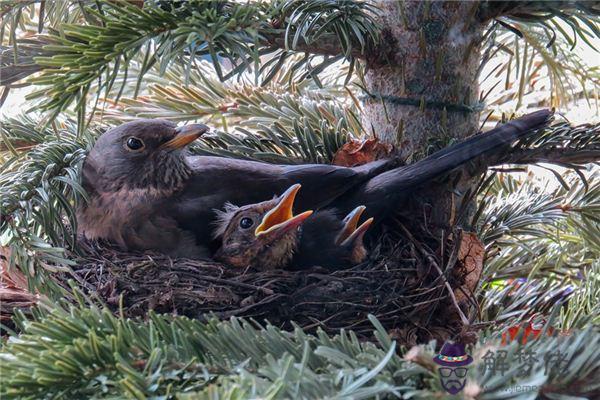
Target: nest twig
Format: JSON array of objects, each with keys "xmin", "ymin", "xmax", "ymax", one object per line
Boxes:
[{"xmin": 53, "ymin": 224, "xmax": 477, "ymax": 345}]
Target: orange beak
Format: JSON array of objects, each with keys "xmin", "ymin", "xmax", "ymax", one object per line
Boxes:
[
  {"xmin": 336, "ymin": 205, "xmax": 367, "ymax": 245},
  {"xmin": 161, "ymin": 124, "xmax": 209, "ymax": 150},
  {"xmin": 255, "ymin": 184, "xmax": 313, "ymax": 237},
  {"xmin": 341, "ymin": 217, "xmax": 374, "ymax": 247}
]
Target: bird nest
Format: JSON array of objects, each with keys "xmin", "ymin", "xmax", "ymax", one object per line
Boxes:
[{"xmin": 57, "ymin": 225, "xmax": 482, "ymax": 345}]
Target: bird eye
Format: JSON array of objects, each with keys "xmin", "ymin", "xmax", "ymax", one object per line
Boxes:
[
  {"xmin": 239, "ymin": 217, "xmax": 253, "ymax": 229},
  {"xmin": 125, "ymin": 137, "xmax": 145, "ymax": 151}
]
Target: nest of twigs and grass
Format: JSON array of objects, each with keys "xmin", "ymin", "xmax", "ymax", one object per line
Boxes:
[{"xmin": 38, "ymin": 221, "xmax": 482, "ymax": 346}]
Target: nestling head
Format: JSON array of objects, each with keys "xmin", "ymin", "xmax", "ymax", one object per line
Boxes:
[
  {"xmin": 292, "ymin": 205, "xmax": 373, "ymax": 269},
  {"xmin": 82, "ymin": 119, "xmax": 209, "ymax": 192},
  {"xmin": 336, "ymin": 205, "xmax": 374, "ymax": 265},
  {"xmin": 213, "ymin": 184, "xmax": 313, "ymax": 270}
]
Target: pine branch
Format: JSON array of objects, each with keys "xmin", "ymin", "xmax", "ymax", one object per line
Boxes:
[
  {"xmin": 0, "ymin": 1, "xmax": 94, "ymax": 88},
  {"xmin": 506, "ymin": 121, "xmax": 600, "ymax": 166},
  {"xmin": 478, "ymin": 1, "xmax": 600, "ymax": 25},
  {"xmin": 508, "ymin": 149, "xmax": 600, "ymax": 165},
  {"xmin": 479, "ymin": 21, "xmax": 600, "ymax": 111},
  {"xmin": 480, "ymin": 278, "xmax": 574, "ymax": 325},
  {"xmin": 263, "ymin": 0, "xmax": 380, "ymax": 57},
  {"xmin": 0, "ymin": 38, "xmax": 49, "ymax": 87},
  {"xmin": 560, "ymin": 262, "xmax": 600, "ymax": 329},
  {"xmin": 470, "ymin": 120, "xmax": 600, "ymax": 170},
  {"xmin": 100, "ymin": 61, "xmax": 360, "ymax": 163},
  {"xmin": 475, "ymin": 168, "xmax": 599, "ymax": 282},
  {"xmin": 1, "ymin": 0, "xmax": 379, "ymax": 120},
  {"xmin": 464, "ymin": 166, "xmax": 599, "ymax": 330},
  {"xmin": 1, "ymin": 303, "xmax": 598, "ymax": 399},
  {"xmin": 0, "ymin": 306, "xmax": 403, "ymax": 399},
  {"xmin": 0, "ymin": 115, "xmax": 93, "ymax": 271}
]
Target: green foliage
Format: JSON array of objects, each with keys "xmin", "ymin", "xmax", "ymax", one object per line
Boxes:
[
  {"xmin": 1, "ymin": 303, "xmax": 598, "ymax": 399},
  {"xmin": 511, "ymin": 120, "xmax": 600, "ymax": 167},
  {"xmin": 478, "ymin": 2, "xmax": 599, "ymax": 113},
  {"xmin": 0, "ymin": 305, "xmax": 402, "ymax": 399},
  {"xmin": 481, "ymin": 22, "xmax": 599, "ymax": 111},
  {"xmin": 5, "ymin": 0, "xmax": 378, "ymax": 122},
  {"xmin": 475, "ymin": 169, "xmax": 600, "ymax": 329},
  {"xmin": 1, "ymin": 1, "xmax": 600, "ymax": 397},
  {"xmin": 480, "ymin": 0, "xmax": 600, "ymax": 48},
  {"xmin": 2, "ymin": 0, "xmax": 599, "ymax": 119},
  {"xmin": 28, "ymin": 1, "xmax": 263, "ymax": 117},
  {"xmin": 101, "ymin": 61, "xmax": 359, "ymax": 163},
  {"xmin": 476, "ymin": 169, "xmax": 600, "ymax": 278},
  {"xmin": 560, "ymin": 262, "xmax": 600, "ymax": 329},
  {"xmin": 472, "ymin": 324, "xmax": 600, "ymax": 400},
  {"xmin": 0, "ymin": 116, "xmax": 93, "ymax": 275},
  {"xmin": 274, "ymin": 0, "xmax": 379, "ymax": 55}
]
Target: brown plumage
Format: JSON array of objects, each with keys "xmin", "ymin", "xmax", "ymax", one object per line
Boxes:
[
  {"xmin": 214, "ymin": 184, "xmax": 373, "ymax": 270},
  {"xmin": 77, "ymin": 110, "xmax": 552, "ymax": 258},
  {"xmin": 77, "ymin": 121, "xmax": 210, "ymax": 258},
  {"xmin": 77, "ymin": 120, "xmax": 394, "ymax": 257},
  {"xmin": 213, "ymin": 184, "xmax": 312, "ymax": 269}
]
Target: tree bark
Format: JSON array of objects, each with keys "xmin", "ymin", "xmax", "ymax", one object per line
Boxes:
[{"xmin": 362, "ymin": 0, "xmax": 485, "ymax": 231}]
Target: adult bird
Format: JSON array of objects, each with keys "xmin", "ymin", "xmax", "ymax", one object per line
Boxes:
[
  {"xmin": 77, "ymin": 120, "xmax": 393, "ymax": 257},
  {"xmin": 213, "ymin": 184, "xmax": 373, "ymax": 270},
  {"xmin": 77, "ymin": 110, "xmax": 552, "ymax": 258}
]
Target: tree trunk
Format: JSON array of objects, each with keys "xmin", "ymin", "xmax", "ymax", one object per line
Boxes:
[{"xmin": 363, "ymin": 0, "xmax": 484, "ymax": 231}]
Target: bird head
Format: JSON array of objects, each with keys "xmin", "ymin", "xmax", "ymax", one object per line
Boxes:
[
  {"xmin": 82, "ymin": 119, "xmax": 209, "ymax": 193},
  {"xmin": 214, "ymin": 184, "xmax": 313, "ymax": 269},
  {"xmin": 335, "ymin": 206, "xmax": 374, "ymax": 265}
]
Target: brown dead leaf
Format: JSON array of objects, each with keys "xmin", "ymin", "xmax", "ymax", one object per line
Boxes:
[
  {"xmin": 454, "ymin": 232, "xmax": 484, "ymax": 304},
  {"xmin": 0, "ymin": 247, "xmax": 29, "ymax": 289},
  {"xmin": 332, "ymin": 137, "xmax": 393, "ymax": 167},
  {"xmin": 1, "ymin": 246, "xmax": 39, "ymax": 321}
]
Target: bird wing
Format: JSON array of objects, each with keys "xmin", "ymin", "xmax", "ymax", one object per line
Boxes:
[
  {"xmin": 123, "ymin": 212, "xmax": 209, "ymax": 259},
  {"xmin": 170, "ymin": 156, "xmax": 395, "ymax": 246}
]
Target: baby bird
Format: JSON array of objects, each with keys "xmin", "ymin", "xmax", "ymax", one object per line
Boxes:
[
  {"xmin": 292, "ymin": 205, "xmax": 373, "ymax": 270},
  {"xmin": 212, "ymin": 184, "xmax": 312, "ymax": 270},
  {"xmin": 213, "ymin": 184, "xmax": 372, "ymax": 270}
]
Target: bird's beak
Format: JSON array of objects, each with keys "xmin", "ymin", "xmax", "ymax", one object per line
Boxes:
[
  {"xmin": 335, "ymin": 205, "xmax": 373, "ymax": 247},
  {"xmin": 335, "ymin": 205, "xmax": 367, "ymax": 245},
  {"xmin": 255, "ymin": 184, "xmax": 313, "ymax": 237},
  {"xmin": 161, "ymin": 124, "xmax": 210, "ymax": 150},
  {"xmin": 341, "ymin": 217, "xmax": 373, "ymax": 247}
]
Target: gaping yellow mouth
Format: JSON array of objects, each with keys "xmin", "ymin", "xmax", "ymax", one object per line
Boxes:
[{"xmin": 255, "ymin": 184, "xmax": 313, "ymax": 236}]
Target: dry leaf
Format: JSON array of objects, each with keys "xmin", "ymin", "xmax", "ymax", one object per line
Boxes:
[
  {"xmin": 0, "ymin": 246, "xmax": 39, "ymax": 322},
  {"xmin": 332, "ymin": 137, "xmax": 393, "ymax": 167},
  {"xmin": 454, "ymin": 232, "xmax": 484, "ymax": 304}
]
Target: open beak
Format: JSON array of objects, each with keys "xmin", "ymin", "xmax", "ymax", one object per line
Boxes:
[
  {"xmin": 336, "ymin": 205, "xmax": 373, "ymax": 247},
  {"xmin": 255, "ymin": 184, "xmax": 313, "ymax": 237},
  {"xmin": 161, "ymin": 123, "xmax": 210, "ymax": 150},
  {"xmin": 341, "ymin": 217, "xmax": 373, "ymax": 247},
  {"xmin": 336, "ymin": 206, "xmax": 366, "ymax": 245}
]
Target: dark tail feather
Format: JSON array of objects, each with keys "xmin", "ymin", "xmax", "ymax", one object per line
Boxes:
[
  {"xmin": 339, "ymin": 109, "xmax": 553, "ymax": 214},
  {"xmin": 427, "ymin": 109, "xmax": 553, "ymax": 163}
]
